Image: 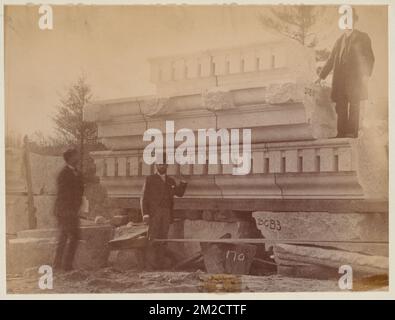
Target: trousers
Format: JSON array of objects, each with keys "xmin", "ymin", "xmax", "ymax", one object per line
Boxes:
[
  {"xmin": 335, "ymin": 98, "xmax": 361, "ymax": 137},
  {"xmin": 53, "ymin": 214, "xmax": 80, "ymax": 271},
  {"xmin": 145, "ymin": 208, "xmax": 171, "ymax": 269}
]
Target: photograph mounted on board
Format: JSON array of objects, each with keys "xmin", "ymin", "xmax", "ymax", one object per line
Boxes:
[{"xmin": 3, "ymin": 3, "xmax": 389, "ymax": 295}]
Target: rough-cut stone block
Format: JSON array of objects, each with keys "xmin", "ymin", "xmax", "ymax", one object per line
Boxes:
[
  {"xmin": 274, "ymin": 244, "xmax": 388, "ymax": 276},
  {"xmin": 74, "ymin": 240, "xmax": 110, "ymax": 270},
  {"xmin": 181, "ymin": 219, "xmax": 254, "ymax": 260},
  {"xmin": 108, "ymin": 249, "xmax": 144, "ymax": 270},
  {"xmin": 6, "ymin": 237, "xmax": 57, "ymax": 275},
  {"xmin": 34, "ymin": 195, "xmax": 57, "ymax": 229},
  {"xmin": 7, "ymin": 194, "xmax": 58, "ymax": 233},
  {"xmin": 5, "ymin": 148, "xmax": 26, "ymax": 193},
  {"xmin": 252, "ymin": 211, "xmax": 388, "ymax": 256},
  {"xmin": 29, "ymin": 153, "xmax": 64, "ymax": 195},
  {"xmin": 167, "ymin": 220, "xmax": 185, "ymax": 261},
  {"xmin": 6, "ymin": 195, "xmax": 29, "ymax": 234},
  {"xmin": 183, "ymin": 210, "xmax": 202, "ymax": 220},
  {"xmin": 213, "ymin": 210, "xmax": 241, "ymax": 222},
  {"xmin": 7, "ymin": 225, "xmax": 114, "ymax": 274},
  {"xmin": 224, "ymin": 243, "xmax": 257, "ymax": 275},
  {"xmin": 308, "ymin": 85, "xmax": 337, "ymax": 139},
  {"xmin": 277, "ymin": 264, "xmax": 339, "ymax": 280},
  {"xmin": 356, "ymin": 123, "xmax": 388, "ymax": 199}
]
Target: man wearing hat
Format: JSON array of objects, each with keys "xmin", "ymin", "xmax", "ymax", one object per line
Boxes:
[
  {"xmin": 141, "ymin": 154, "xmax": 188, "ymax": 270},
  {"xmin": 53, "ymin": 148, "xmax": 84, "ymax": 271},
  {"xmin": 317, "ymin": 8, "xmax": 375, "ymax": 138}
]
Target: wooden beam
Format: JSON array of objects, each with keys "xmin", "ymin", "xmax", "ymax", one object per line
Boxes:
[
  {"xmin": 153, "ymin": 238, "xmax": 388, "ymax": 245},
  {"xmin": 23, "ymin": 136, "xmax": 37, "ymax": 229}
]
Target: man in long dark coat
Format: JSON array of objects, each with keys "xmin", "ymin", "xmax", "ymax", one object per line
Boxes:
[
  {"xmin": 141, "ymin": 159, "xmax": 188, "ymax": 270},
  {"xmin": 318, "ymin": 12, "xmax": 374, "ymax": 138},
  {"xmin": 53, "ymin": 148, "xmax": 84, "ymax": 271}
]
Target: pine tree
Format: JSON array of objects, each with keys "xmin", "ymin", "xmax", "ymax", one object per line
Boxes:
[
  {"xmin": 259, "ymin": 5, "xmax": 330, "ymax": 62},
  {"xmin": 52, "ymin": 76, "xmax": 98, "ymax": 171}
]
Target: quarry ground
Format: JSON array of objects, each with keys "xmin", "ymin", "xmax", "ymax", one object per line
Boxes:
[{"xmin": 6, "ymin": 268, "xmax": 388, "ymax": 294}]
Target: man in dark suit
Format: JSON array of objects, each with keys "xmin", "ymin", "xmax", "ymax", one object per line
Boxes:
[
  {"xmin": 53, "ymin": 148, "xmax": 84, "ymax": 271},
  {"xmin": 141, "ymin": 158, "xmax": 188, "ymax": 269},
  {"xmin": 317, "ymin": 11, "xmax": 374, "ymax": 138}
]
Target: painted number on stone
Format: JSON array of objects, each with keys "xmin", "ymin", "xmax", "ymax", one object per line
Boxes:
[
  {"xmin": 226, "ymin": 250, "xmax": 245, "ymax": 262},
  {"xmin": 256, "ymin": 217, "xmax": 282, "ymax": 231}
]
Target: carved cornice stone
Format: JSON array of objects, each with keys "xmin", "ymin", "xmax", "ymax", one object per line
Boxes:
[
  {"xmin": 139, "ymin": 97, "xmax": 171, "ymax": 117},
  {"xmin": 201, "ymin": 89, "xmax": 235, "ymax": 111}
]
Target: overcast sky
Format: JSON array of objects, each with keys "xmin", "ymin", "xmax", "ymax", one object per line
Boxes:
[{"xmin": 4, "ymin": 5, "xmax": 387, "ymax": 137}]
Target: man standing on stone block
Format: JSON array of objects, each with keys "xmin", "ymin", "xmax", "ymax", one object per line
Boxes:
[
  {"xmin": 53, "ymin": 148, "xmax": 84, "ymax": 271},
  {"xmin": 316, "ymin": 9, "xmax": 374, "ymax": 138},
  {"xmin": 141, "ymin": 155, "xmax": 188, "ymax": 270}
]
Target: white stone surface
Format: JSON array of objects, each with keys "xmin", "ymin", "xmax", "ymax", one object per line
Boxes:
[
  {"xmin": 274, "ymin": 244, "xmax": 388, "ymax": 276},
  {"xmin": 253, "ymin": 211, "xmax": 388, "ymax": 255}
]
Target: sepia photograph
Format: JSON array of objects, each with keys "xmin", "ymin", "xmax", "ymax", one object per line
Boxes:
[{"xmin": 2, "ymin": 2, "xmax": 390, "ymax": 296}]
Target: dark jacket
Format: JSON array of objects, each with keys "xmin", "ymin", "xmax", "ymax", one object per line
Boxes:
[
  {"xmin": 141, "ymin": 174, "xmax": 187, "ymax": 218},
  {"xmin": 54, "ymin": 166, "xmax": 84, "ymax": 217},
  {"xmin": 320, "ymin": 29, "xmax": 375, "ymax": 102}
]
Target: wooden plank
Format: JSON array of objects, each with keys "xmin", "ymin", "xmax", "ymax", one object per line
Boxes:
[
  {"xmin": 153, "ymin": 238, "xmax": 388, "ymax": 245},
  {"xmin": 23, "ymin": 136, "xmax": 37, "ymax": 229},
  {"xmin": 108, "ymin": 225, "xmax": 148, "ymax": 249}
]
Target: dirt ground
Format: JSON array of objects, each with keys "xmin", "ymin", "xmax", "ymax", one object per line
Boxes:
[{"xmin": 6, "ymin": 268, "xmax": 388, "ymax": 294}]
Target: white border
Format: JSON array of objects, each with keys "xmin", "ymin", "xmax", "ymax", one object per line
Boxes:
[{"xmin": 0, "ymin": 0, "xmax": 393, "ymax": 300}]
